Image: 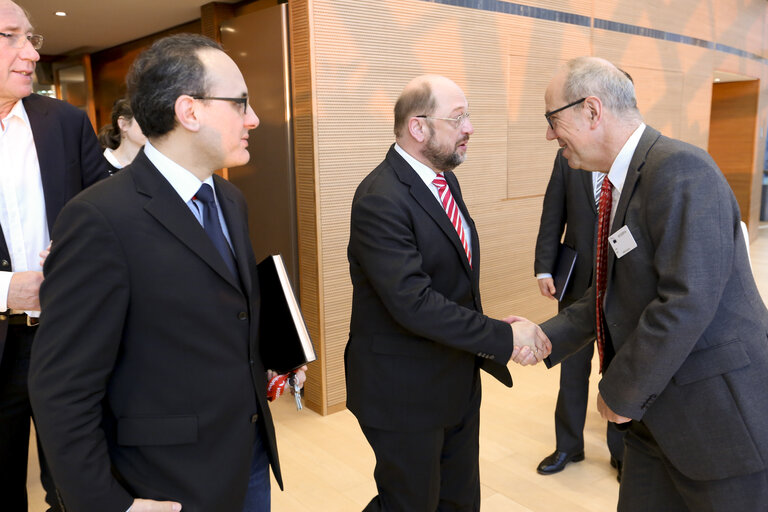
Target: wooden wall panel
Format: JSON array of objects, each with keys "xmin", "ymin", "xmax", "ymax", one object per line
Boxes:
[
  {"xmin": 294, "ymin": 0, "xmax": 768, "ymax": 413},
  {"xmin": 714, "ymin": 0, "xmax": 766, "ymax": 56},
  {"xmin": 594, "ymin": 0, "xmax": 715, "ymax": 43},
  {"xmin": 288, "ymin": 0, "xmax": 327, "ymax": 413},
  {"xmin": 709, "ymin": 80, "xmax": 760, "ymax": 229}
]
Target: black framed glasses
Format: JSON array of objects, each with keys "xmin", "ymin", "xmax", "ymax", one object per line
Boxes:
[
  {"xmin": 192, "ymin": 96, "xmax": 248, "ymax": 114},
  {"xmin": 0, "ymin": 32, "xmax": 44, "ymax": 50},
  {"xmin": 545, "ymin": 98, "xmax": 586, "ymax": 129},
  {"xmin": 415, "ymin": 111, "xmax": 471, "ymax": 128}
]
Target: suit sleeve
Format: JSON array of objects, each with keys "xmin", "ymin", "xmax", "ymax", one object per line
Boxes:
[
  {"xmin": 534, "ymin": 153, "xmax": 567, "ymax": 275},
  {"xmin": 349, "ymin": 190, "xmax": 513, "ymax": 361},
  {"xmin": 29, "ymin": 198, "xmax": 134, "ymax": 512},
  {"xmin": 597, "ymin": 152, "xmax": 738, "ymax": 420}
]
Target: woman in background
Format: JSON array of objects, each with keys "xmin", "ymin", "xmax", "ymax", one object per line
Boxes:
[{"xmin": 98, "ymin": 98, "xmax": 146, "ymax": 173}]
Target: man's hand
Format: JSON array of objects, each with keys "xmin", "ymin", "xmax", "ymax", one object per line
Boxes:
[
  {"xmin": 292, "ymin": 365, "xmax": 308, "ymax": 389},
  {"xmin": 7, "ymin": 271, "xmax": 44, "ymax": 311},
  {"xmin": 129, "ymin": 498, "xmax": 182, "ymax": 511},
  {"xmin": 503, "ymin": 315, "xmax": 552, "ymax": 365},
  {"xmin": 39, "ymin": 242, "xmax": 51, "ymax": 267},
  {"xmin": 597, "ymin": 393, "xmax": 631, "ymax": 424},
  {"xmin": 537, "ymin": 277, "xmax": 556, "ymax": 300}
]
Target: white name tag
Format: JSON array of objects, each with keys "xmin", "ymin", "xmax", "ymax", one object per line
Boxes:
[{"xmin": 608, "ymin": 225, "xmax": 637, "ymax": 258}]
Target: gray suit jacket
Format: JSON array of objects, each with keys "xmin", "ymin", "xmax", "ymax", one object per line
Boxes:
[
  {"xmin": 534, "ymin": 149, "xmax": 597, "ymax": 304},
  {"xmin": 542, "ymin": 126, "xmax": 768, "ymax": 481}
]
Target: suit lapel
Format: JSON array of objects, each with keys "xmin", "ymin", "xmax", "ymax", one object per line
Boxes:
[
  {"xmin": 445, "ymin": 171, "xmax": 476, "ymax": 275},
  {"xmin": 387, "ymin": 148, "xmax": 473, "ymax": 276},
  {"xmin": 606, "ymin": 126, "xmax": 660, "ymax": 279},
  {"xmin": 580, "ymin": 170, "xmax": 598, "ymax": 215},
  {"xmin": 23, "ymin": 95, "xmax": 66, "ymax": 231},
  {"xmin": 130, "ymin": 151, "xmax": 242, "ymax": 292}
]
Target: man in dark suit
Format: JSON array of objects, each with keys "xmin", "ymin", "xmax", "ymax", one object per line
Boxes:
[
  {"xmin": 0, "ymin": 1, "xmax": 107, "ymax": 509},
  {"xmin": 541, "ymin": 56, "xmax": 768, "ymax": 510},
  {"xmin": 346, "ymin": 74, "xmax": 550, "ymax": 511},
  {"xmin": 29, "ymin": 34, "xmax": 303, "ymax": 512},
  {"xmin": 534, "ymin": 150, "xmax": 624, "ymax": 478}
]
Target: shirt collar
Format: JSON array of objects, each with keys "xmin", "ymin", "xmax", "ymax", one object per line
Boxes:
[
  {"xmin": 394, "ymin": 142, "xmax": 440, "ymax": 188},
  {"xmin": 1, "ymin": 99, "xmax": 29, "ymax": 133},
  {"xmin": 606, "ymin": 123, "xmax": 646, "ymax": 195},
  {"xmin": 143, "ymin": 141, "xmax": 214, "ymax": 203}
]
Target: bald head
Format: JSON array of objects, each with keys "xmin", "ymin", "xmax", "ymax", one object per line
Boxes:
[{"xmin": 393, "ymin": 75, "xmax": 465, "ymax": 138}]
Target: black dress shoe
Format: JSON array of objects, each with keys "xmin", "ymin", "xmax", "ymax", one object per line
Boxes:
[
  {"xmin": 536, "ymin": 450, "xmax": 585, "ymax": 475},
  {"xmin": 611, "ymin": 457, "xmax": 623, "ymax": 483}
]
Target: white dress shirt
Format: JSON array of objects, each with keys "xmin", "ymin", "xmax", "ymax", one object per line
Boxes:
[
  {"xmin": 0, "ymin": 99, "xmax": 48, "ymax": 315},
  {"xmin": 143, "ymin": 141, "xmax": 234, "ymax": 249},
  {"xmin": 103, "ymin": 147, "xmax": 122, "ymax": 169},
  {"xmin": 394, "ymin": 143, "xmax": 473, "ymax": 255}
]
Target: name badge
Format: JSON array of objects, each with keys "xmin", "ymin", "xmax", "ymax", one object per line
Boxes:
[{"xmin": 608, "ymin": 225, "xmax": 637, "ymax": 258}]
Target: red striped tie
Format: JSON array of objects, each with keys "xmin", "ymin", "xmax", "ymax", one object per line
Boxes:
[
  {"xmin": 595, "ymin": 175, "xmax": 612, "ymax": 373},
  {"xmin": 432, "ymin": 175, "xmax": 472, "ymax": 267}
]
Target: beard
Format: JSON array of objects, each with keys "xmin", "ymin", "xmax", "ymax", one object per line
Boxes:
[{"xmin": 423, "ymin": 125, "xmax": 467, "ymax": 172}]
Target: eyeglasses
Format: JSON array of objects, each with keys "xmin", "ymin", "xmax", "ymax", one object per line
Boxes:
[
  {"xmin": 192, "ymin": 96, "xmax": 248, "ymax": 114},
  {"xmin": 415, "ymin": 111, "xmax": 471, "ymax": 128},
  {"xmin": 544, "ymin": 98, "xmax": 586, "ymax": 129},
  {"xmin": 0, "ymin": 32, "xmax": 44, "ymax": 50}
]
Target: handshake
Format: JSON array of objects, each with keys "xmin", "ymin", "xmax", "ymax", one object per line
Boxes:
[{"xmin": 503, "ymin": 315, "xmax": 551, "ymax": 366}]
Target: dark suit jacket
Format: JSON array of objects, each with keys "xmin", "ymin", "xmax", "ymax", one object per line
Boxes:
[
  {"xmin": 29, "ymin": 150, "xmax": 281, "ymax": 512},
  {"xmin": 0, "ymin": 93, "xmax": 106, "ymax": 356},
  {"xmin": 542, "ymin": 126, "xmax": 768, "ymax": 481},
  {"xmin": 534, "ymin": 150, "xmax": 597, "ymax": 304},
  {"xmin": 346, "ymin": 145, "xmax": 514, "ymax": 432}
]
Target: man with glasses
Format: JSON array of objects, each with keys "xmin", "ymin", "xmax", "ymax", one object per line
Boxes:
[
  {"xmin": 29, "ymin": 34, "xmax": 304, "ymax": 512},
  {"xmin": 346, "ymin": 74, "xmax": 550, "ymax": 511},
  {"xmin": 540, "ymin": 56, "xmax": 768, "ymax": 510},
  {"xmin": 0, "ymin": 1, "xmax": 106, "ymax": 510}
]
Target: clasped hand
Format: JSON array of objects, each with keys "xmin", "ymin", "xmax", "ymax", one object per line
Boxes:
[{"xmin": 502, "ymin": 315, "xmax": 552, "ymax": 366}]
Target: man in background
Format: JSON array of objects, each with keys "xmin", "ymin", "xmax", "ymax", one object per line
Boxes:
[
  {"xmin": 346, "ymin": 74, "xmax": 550, "ymax": 511},
  {"xmin": 30, "ymin": 34, "xmax": 302, "ymax": 512},
  {"xmin": 534, "ymin": 150, "xmax": 624, "ymax": 479},
  {"xmin": 0, "ymin": 1, "xmax": 106, "ymax": 509},
  {"xmin": 541, "ymin": 56, "xmax": 768, "ymax": 511}
]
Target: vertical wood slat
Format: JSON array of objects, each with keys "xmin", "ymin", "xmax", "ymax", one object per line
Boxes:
[{"xmin": 289, "ymin": 0, "xmax": 768, "ymax": 414}]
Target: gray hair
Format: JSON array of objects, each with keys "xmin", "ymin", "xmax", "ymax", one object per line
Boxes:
[{"xmin": 563, "ymin": 57, "xmax": 640, "ymax": 119}]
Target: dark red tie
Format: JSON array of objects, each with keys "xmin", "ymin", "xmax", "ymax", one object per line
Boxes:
[
  {"xmin": 432, "ymin": 175, "xmax": 472, "ymax": 267},
  {"xmin": 595, "ymin": 175, "xmax": 612, "ymax": 373}
]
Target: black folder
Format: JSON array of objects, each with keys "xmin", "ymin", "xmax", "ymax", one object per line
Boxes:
[
  {"xmin": 552, "ymin": 244, "xmax": 577, "ymax": 302},
  {"xmin": 257, "ymin": 254, "xmax": 317, "ymax": 374}
]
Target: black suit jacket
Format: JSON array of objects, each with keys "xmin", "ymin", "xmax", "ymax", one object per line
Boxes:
[
  {"xmin": 0, "ymin": 93, "xmax": 106, "ymax": 356},
  {"xmin": 29, "ymin": 150, "xmax": 281, "ymax": 512},
  {"xmin": 534, "ymin": 150, "xmax": 597, "ymax": 304},
  {"xmin": 346, "ymin": 145, "xmax": 513, "ymax": 431},
  {"xmin": 543, "ymin": 126, "xmax": 768, "ymax": 481}
]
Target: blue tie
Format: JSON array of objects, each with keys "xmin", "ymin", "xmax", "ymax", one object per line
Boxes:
[{"xmin": 195, "ymin": 183, "xmax": 238, "ymax": 278}]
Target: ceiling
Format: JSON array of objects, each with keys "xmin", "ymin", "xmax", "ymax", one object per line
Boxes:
[{"xmin": 21, "ymin": 0, "xmax": 239, "ymax": 56}]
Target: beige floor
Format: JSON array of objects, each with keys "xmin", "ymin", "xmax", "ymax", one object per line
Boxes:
[{"xmin": 28, "ymin": 222, "xmax": 768, "ymax": 511}]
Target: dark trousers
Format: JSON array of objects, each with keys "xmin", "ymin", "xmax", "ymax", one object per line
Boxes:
[
  {"xmin": 618, "ymin": 420, "xmax": 768, "ymax": 512},
  {"xmin": 240, "ymin": 425, "xmax": 271, "ymax": 512},
  {"xmin": 554, "ymin": 341, "xmax": 625, "ymax": 460},
  {"xmin": 360, "ymin": 386, "xmax": 482, "ymax": 512},
  {"xmin": 554, "ymin": 298, "xmax": 624, "ymax": 461},
  {"xmin": 0, "ymin": 324, "xmax": 61, "ymax": 512}
]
